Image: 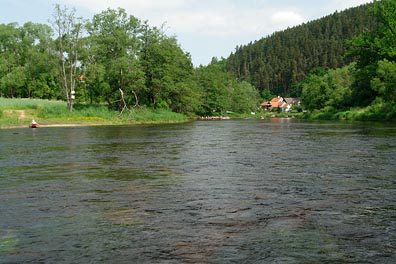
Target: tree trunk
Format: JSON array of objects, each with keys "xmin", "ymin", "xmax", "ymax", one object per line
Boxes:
[
  {"xmin": 132, "ymin": 90, "xmax": 139, "ymax": 107},
  {"xmin": 119, "ymin": 88, "xmax": 127, "ymax": 114}
]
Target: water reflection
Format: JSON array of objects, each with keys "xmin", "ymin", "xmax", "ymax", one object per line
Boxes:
[{"xmin": 0, "ymin": 120, "xmax": 395, "ymax": 263}]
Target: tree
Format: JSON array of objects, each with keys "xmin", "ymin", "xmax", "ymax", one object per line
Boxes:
[
  {"xmin": 370, "ymin": 0, "xmax": 396, "ymax": 59},
  {"xmin": 301, "ymin": 73, "xmax": 328, "ymax": 111},
  {"xmin": 0, "ymin": 66, "xmax": 25, "ymax": 97},
  {"xmin": 0, "ymin": 22, "xmax": 57, "ymax": 98},
  {"xmin": 324, "ymin": 65, "xmax": 354, "ymax": 109},
  {"xmin": 301, "ymin": 65, "xmax": 354, "ymax": 111},
  {"xmin": 140, "ymin": 23, "xmax": 197, "ymax": 112},
  {"xmin": 51, "ymin": 4, "xmax": 85, "ymax": 111},
  {"xmin": 22, "ymin": 22, "xmax": 58, "ymax": 99},
  {"xmin": 371, "ymin": 59, "xmax": 396, "ymax": 103},
  {"xmin": 195, "ymin": 64, "xmax": 232, "ymax": 115},
  {"xmin": 86, "ymin": 8, "xmax": 144, "ymax": 111},
  {"xmin": 348, "ymin": 0, "xmax": 396, "ymax": 106},
  {"xmin": 231, "ymin": 81, "xmax": 260, "ymax": 113},
  {"xmin": 0, "ymin": 23, "xmax": 23, "ymax": 97}
]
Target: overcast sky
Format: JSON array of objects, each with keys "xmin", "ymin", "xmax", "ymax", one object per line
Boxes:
[{"xmin": 1, "ymin": 0, "xmax": 372, "ymax": 66}]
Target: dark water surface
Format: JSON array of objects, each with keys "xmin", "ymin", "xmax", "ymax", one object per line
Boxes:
[{"xmin": 1, "ymin": 119, "xmax": 396, "ymax": 263}]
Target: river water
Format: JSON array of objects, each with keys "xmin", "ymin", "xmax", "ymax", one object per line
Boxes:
[{"xmin": 1, "ymin": 119, "xmax": 395, "ymax": 263}]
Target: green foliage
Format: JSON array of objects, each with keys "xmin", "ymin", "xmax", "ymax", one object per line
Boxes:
[
  {"xmin": 301, "ymin": 64, "xmax": 354, "ymax": 111},
  {"xmin": 195, "ymin": 64, "xmax": 231, "ymax": 115},
  {"xmin": 231, "ymin": 81, "xmax": 260, "ymax": 113},
  {"xmin": 51, "ymin": 4, "xmax": 85, "ymax": 112},
  {"xmin": 302, "ymin": 102, "xmax": 396, "ymax": 121},
  {"xmin": 348, "ymin": 0, "xmax": 396, "ymax": 106},
  {"xmin": 124, "ymin": 107, "xmax": 187, "ymax": 123},
  {"xmin": 167, "ymin": 79, "xmax": 203, "ymax": 114},
  {"xmin": 139, "ymin": 24, "xmax": 196, "ymax": 112},
  {"xmin": 83, "ymin": 63, "xmax": 106, "ymax": 104},
  {"xmin": 86, "ymin": 8, "xmax": 143, "ymax": 110},
  {"xmin": 1, "ymin": 4, "xmax": 354, "ymax": 117},
  {"xmin": 0, "ymin": 66, "xmax": 26, "ymax": 97},
  {"xmin": 0, "ymin": 5, "xmax": 273, "ymax": 117},
  {"xmin": 371, "ymin": 59, "xmax": 396, "ymax": 102},
  {"xmin": 0, "ymin": 22, "xmax": 56, "ymax": 98},
  {"xmin": 324, "ymin": 65, "xmax": 354, "ymax": 109},
  {"xmin": 194, "ymin": 64, "xmax": 260, "ymax": 115},
  {"xmin": 225, "ymin": 3, "xmax": 375, "ymax": 96},
  {"xmin": 260, "ymin": 89, "xmax": 274, "ymax": 101},
  {"xmin": 369, "ymin": 0, "xmax": 396, "ymax": 59},
  {"xmin": 301, "ymin": 74, "xmax": 327, "ymax": 111}
]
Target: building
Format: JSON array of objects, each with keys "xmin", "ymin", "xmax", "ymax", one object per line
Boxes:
[{"xmin": 261, "ymin": 96, "xmax": 300, "ymax": 112}]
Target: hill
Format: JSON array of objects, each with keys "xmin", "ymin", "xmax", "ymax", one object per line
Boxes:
[{"xmin": 223, "ymin": 3, "xmax": 377, "ymax": 97}]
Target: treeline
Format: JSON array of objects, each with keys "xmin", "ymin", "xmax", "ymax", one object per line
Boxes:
[
  {"xmin": 224, "ymin": 3, "xmax": 377, "ymax": 97},
  {"xmin": 0, "ymin": 6, "xmax": 260, "ymax": 115}
]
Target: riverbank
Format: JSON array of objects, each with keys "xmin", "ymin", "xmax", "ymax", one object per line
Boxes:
[
  {"xmin": 301, "ymin": 105, "xmax": 396, "ymax": 121},
  {"xmin": 2, "ymin": 98, "xmax": 393, "ymax": 129},
  {"xmin": 0, "ymin": 98, "xmax": 189, "ymax": 129}
]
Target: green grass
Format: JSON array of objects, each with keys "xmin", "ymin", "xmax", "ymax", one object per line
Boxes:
[
  {"xmin": 123, "ymin": 107, "xmax": 189, "ymax": 123},
  {"xmin": 0, "ymin": 98, "xmax": 188, "ymax": 128},
  {"xmin": 0, "ymin": 98, "xmax": 65, "ymax": 110}
]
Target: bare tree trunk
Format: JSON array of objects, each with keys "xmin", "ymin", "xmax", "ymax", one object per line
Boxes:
[
  {"xmin": 52, "ymin": 4, "xmax": 83, "ymax": 112},
  {"xmin": 132, "ymin": 90, "xmax": 139, "ymax": 107},
  {"xmin": 119, "ymin": 88, "xmax": 127, "ymax": 114}
]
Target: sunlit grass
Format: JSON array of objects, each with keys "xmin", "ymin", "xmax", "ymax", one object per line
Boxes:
[{"xmin": 0, "ymin": 98, "xmax": 188, "ymax": 128}]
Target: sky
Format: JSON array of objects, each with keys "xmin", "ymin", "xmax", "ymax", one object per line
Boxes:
[{"xmin": 1, "ymin": 0, "xmax": 372, "ymax": 66}]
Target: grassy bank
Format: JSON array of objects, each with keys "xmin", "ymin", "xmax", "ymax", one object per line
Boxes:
[
  {"xmin": 0, "ymin": 98, "xmax": 189, "ymax": 128},
  {"xmin": 302, "ymin": 104, "xmax": 396, "ymax": 121}
]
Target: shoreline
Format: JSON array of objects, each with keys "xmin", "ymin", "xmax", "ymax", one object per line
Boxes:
[
  {"xmin": 0, "ymin": 119, "xmax": 194, "ymax": 130},
  {"xmin": 2, "ymin": 110, "xmax": 392, "ymax": 130},
  {"xmin": 1, "ymin": 123, "xmax": 109, "ymax": 130}
]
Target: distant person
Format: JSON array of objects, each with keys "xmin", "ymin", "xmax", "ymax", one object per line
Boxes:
[{"xmin": 30, "ymin": 119, "xmax": 39, "ymax": 128}]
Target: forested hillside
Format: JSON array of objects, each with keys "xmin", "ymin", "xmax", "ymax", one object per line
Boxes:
[{"xmin": 225, "ymin": 3, "xmax": 377, "ymax": 97}]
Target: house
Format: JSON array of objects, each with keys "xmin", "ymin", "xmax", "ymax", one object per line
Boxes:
[
  {"xmin": 261, "ymin": 96, "xmax": 300, "ymax": 112},
  {"xmin": 284, "ymin": 98, "xmax": 301, "ymax": 107},
  {"xmin": 261, "ymin": 96, "xmax": 288, "ymax": 111}
]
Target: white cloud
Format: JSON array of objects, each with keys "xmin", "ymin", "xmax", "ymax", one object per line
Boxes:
[
  {"xmin": 271, "ymin": 11, "xmax": 305, "ymax": 28},
  {"xmin": 325, "ymin": 0, "xmax": 373, "ymax": 12},
  {"xmin": 56, "ymin": 0, "xmax": 373, "ymax": 65},
  {"xmin": 60, "ymin": 0, "xmax": 188, "ymax": 12},
  {"xmin": 59, "ymin": 0, "xmax": 306, "ymax": 38},
  {"xmin": 156, "ymin": 7, "xmax": 305, "ymax": 38}
]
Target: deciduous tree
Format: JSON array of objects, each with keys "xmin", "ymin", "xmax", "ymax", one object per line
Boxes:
[{"xmin": 51, "ymin": 4, "xmax": 85, "ymax": 111}]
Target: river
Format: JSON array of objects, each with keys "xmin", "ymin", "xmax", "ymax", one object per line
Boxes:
[{"xmin": 1, "ymin": 119, "xmax": 395, "ymax": 263}]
